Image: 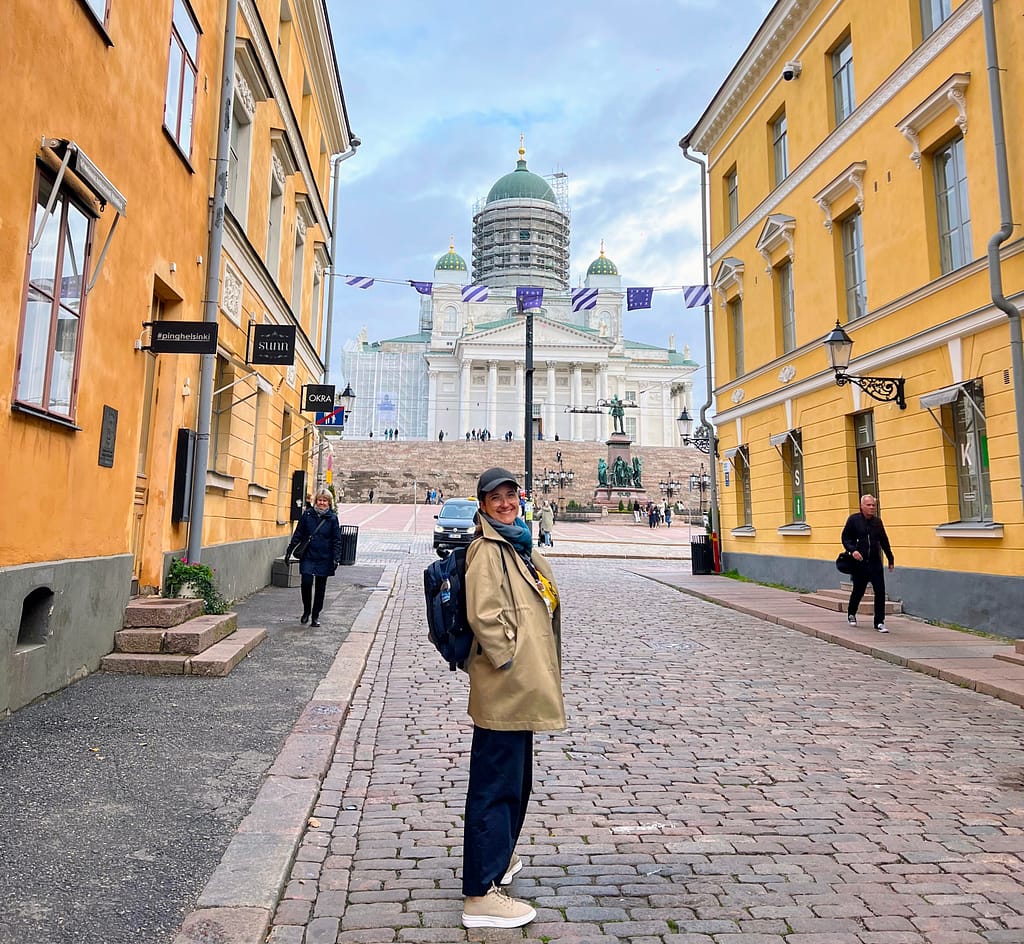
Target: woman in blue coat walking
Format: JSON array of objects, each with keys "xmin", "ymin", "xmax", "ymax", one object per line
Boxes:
[{"xmin": 284, "ymin": 488, "xmax": 343, "ymax": 626}]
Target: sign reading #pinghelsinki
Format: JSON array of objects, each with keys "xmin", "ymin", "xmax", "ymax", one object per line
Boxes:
[
  {"xmin": 301, "ymin": 384, "xmax": 336, "ymax": 412},
  {"xmin": 149, "ymin": 321, "xmax": 218, "ymax": 355}
]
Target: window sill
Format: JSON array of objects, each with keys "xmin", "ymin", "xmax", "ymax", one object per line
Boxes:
[
  {"xmin": 12, "ymin": 402, "xmax": 81, "ymax": 431},
  {"xmin": 935, "ymin": 521, "xmax": 1003, "ymax": 539},
  {"xmin": 778, "ymin": 523, "xmax": 811, "ymax": 535},
  {"xmin": 731, "ymin": 526, "xmax": 756, "ymax": 538},
  {"xmin": 248, "ymin": 483, "xmax": 271, "ymax": 500},
  {"xmin": 206, "ymin": 470, "xmax": 235, "ymax": 492}
]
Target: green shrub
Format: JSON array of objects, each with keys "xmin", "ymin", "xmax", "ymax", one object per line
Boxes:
[{"xmin": 164, "ymin": 557, "xmax": 228, "ymax": 614}]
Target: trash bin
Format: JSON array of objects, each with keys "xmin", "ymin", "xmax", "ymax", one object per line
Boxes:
[
  {"xmin": 690, "ymin": 533, "xmax": 713, "ymax": 575},
  {"xmin": 339, "ymin": 524, "xmax": 359, "ymax": 565}
]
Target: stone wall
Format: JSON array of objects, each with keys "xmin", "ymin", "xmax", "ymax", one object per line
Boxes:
[{"xmin": 327, "ymin": 439, "xmax": 712, "ymax": 511}]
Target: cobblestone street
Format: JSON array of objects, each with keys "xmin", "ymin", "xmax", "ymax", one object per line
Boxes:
[{"xmin": 267, "ymin": 553, "xmax": 1024, "ymax": 943}]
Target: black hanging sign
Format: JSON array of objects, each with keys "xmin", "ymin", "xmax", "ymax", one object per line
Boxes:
[
  {"xmin": 302, "ymin": 384, "xmax": 336, "ymax": 412},
  {"xmin": 149, "ymin": 321, "xmax": 218, "ymax": 355},
  {"xmin": 250, "ymin": 324, "xmax": 297, "ymax": 365}
]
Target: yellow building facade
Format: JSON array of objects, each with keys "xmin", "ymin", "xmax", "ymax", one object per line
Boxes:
[
  {"xmin": 0, "ymin": 0, "xmax": 355, "ymax": 715},
  {"xmin": 685, "ymin": 0, "xmax": 1024, "ymax": 635}
]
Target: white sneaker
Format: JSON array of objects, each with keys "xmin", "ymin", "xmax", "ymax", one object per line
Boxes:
[
  {"xmin": 500, "ymin": 851, "xmax": 522, "ymax": 885},
  {"xmin": 876, "ymin": 623, "xmax": 889, "ymax": 633},
  {"xmin": 847, "ymin": 614, "xmax": 857, "ymax": 625},
  {"xmin": 462, "ymin": 885, "xmax": 536, "ymax": 928}
]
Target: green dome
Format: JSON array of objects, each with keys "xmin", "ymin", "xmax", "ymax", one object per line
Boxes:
[
  {"xmin": 435, "ymin": 244, "xmax": 467, "ymax": 271},
  {"xmin": 587, "ymin": 247, "xmax": 619, "ymax": 276},
  {"xmin": 486, "ymin": 147, "xmax": 556, "ymax": 204}
]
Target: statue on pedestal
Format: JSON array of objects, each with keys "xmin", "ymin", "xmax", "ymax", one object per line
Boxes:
[
  {"xmin": 597, "ymin": 457, "xmax": 608, "ymax": 486},
  {"xmin": 632, "ymin": 456, "xmax": 643, "ymax": 488},
  {"xmin": 609, "ymin": 395, "xmax": 625, "ymax": 436}
]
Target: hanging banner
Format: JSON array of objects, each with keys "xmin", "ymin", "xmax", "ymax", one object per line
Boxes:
[
  {"xmin": 302, "ymin": 384, "xmax": 336, "ymax": 412},
  {"xmin": 149, "ymin": 321, "xmax": 218, "ymax": 354},
  {"xmin": 250, "ymin": 324, "xmax": 296, "ymax": 365}
]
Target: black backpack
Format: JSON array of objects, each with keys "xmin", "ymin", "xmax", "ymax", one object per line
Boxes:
[{"xmin": 423, "ymin": 546, "xmax": 474, "ymax": 671}]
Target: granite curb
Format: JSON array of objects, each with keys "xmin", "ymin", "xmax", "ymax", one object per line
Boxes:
[
  {"xmin": 171, "ymin": 566, "xmax": 399, "ymax": 944},
  {"xmin": 642, "ymin": 570, "xmax": 1024, "ymax": 710}
]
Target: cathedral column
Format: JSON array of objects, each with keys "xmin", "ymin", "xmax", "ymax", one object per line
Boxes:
[
  {"xmin": 427, "ymin": 370, "xmax": 438, "ymax": 437},
  {"xmin": 597, "ymin": 364, "xmax": 609, "ymax": 442},
  {"xmin": 459, "ymin": 360, "xmax": 472, "ymax": 438},
  {"xmin": 570, "ymin": 362, "xmax": 582, "ymax": 440},
  {"xmin": 546, "ymin": 361, "xmax": 557, "ymax": 440},
  {"xmin": 487, "ymin": 359, "xmax": 498, "ymax": 436}
]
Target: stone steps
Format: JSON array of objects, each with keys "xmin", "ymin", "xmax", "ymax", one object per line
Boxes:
[
  {"xmin": 994, "ymin": 639, "xmax": 1024, "ymax": 668},
  {"xmin": 106, "ymin": 597, "xmax": 266, "ymax": 678},
  {"xmin": 799, "ymin": 588, "xmax": 903, "ymax": 615},
  {"xmin": 101, "ymin": 628, "xmax": 267, "ymax": 676}
]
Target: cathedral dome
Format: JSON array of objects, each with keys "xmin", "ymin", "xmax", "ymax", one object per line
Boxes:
[
  {"xmin": 435, "ymin": 243, "xmax": 467, "ymax": 271},
  {"xmin": 486, "ymin": 146, "xmax": 556, "ymax": 204},
  {"xmin": 587, "ymin": 245, "xmax": 619, "ymax": 276}
]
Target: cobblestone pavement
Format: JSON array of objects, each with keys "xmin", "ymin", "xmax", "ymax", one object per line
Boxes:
[{"xmin": 266, "ymin": 554, "xmax": 1024, "ymax": 944}]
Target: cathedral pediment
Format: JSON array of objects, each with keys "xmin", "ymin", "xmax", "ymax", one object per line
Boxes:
[{"xmin": 457, "ymin": 316, "xmax": 613, "ymax": 353}]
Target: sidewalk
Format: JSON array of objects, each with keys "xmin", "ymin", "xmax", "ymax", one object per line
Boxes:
[{"xmin": 638, "ymin": 569, "xmax": 1024, "ymax": 710}]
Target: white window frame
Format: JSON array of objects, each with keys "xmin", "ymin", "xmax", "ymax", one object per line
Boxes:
[
  {"xmin": 831, "ymin": 36, "xmax": 856, "ymax": 126},
  {"xmin": 841, "ymin": 210, "xmax": 868, "ymax": 320},
  {"xmin": 934, "ymin": 135, "xmax": 972, "ymax": 274}
]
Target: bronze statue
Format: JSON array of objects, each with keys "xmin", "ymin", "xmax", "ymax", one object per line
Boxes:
[
  {"xmin": 597, "ymin": 457, "xmax": 608, "ymax": 486},
  {"xmin": 609, "ymin": 395, "xmax": 625, "ymax": 435},
  {"xmin": 632, "ymin": 456, "xmax": 643, "ymax": 488},
  {"xmin": 612, "ymin": 456, "xmax": 630, "ymax": 487}
]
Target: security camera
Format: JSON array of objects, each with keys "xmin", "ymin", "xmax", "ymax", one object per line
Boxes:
[{"xmin": 782, "ymin": 60, "xmax": 802, "ymax": 81}]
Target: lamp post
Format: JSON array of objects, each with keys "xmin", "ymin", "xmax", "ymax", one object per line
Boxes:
[
  {"xmin": 676, "ymin": 406, "xmax": 718, "ymax": 456},
  {"xmin": 823, "ymin": 321, "xmax": 907, "ymax": 409},
  {"xmin": 658, "ymin": 475, "xmax": 682, "ymax": 501},
  {"xmin": 689, "ymin": 463, "xmax": 711, "ymax": 518},
  {"xmin": 548, "ymin": 449, "xmax": 574, "ymax": 513}
]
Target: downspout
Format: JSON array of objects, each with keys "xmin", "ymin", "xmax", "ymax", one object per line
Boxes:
[
  {"xmin": 187, "ymin": 0, "xmax": 238, "ymax": 563},
  {"xmin": 316, "ymin": 139, "xmax": 360, "ymax": 488},
  {"xmin": 679, "ymin": 135, "xmax": 721, "ymax": 566},
  {"xmin": 981, "ymin": 0, "xmax": 1024, "ymax": 506}
]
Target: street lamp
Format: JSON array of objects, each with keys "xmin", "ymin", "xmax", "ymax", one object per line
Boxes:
[
  {"xmin": 676, "ymin": 406, "xmax": 718, "ymax": 456},
  {"xmin": 548, "ymin": 450, "xmax": 574, "ymax": 512},
  {"xmin": 658, "ymin": 476, "xmax": 682, "ymax": 500},
  {"xmin": 823, "ymin": 321, "xmax": 907, "ymax": 409},
  {"xmin": 689, "ymin": 464, "xmax": 711, "ymax": 517},
  {"xmin": 337, "ymin": 382, "xmax": 356, "ymax": 419}
]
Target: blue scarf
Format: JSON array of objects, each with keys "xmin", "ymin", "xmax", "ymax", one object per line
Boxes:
[{"xmin": 482, "ymin": 513, "xmax": 533, "ymax": 558}]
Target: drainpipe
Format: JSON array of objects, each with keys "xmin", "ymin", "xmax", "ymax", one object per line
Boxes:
[
  {"xmin": 679, "ymin": 135, "xmax": 721, "ymax": 565},
  {"xmin": 982, "ymin": 0, "xmax": 1024, "ymax": 506},
  {"xmin": 186, "ymin": 0, "xmax": 238, "ymax": 564},
  {"xmin": 316, "ymin": 139, "xmax": 360, "ymax": 489}
]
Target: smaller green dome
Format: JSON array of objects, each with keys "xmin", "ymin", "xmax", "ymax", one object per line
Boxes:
[
  {"xmin": 435, "ymin": 241, "xmax": 467, "ymax": 271},
  {"xmin": 587, "ymin": 245, "xmax": 619, "ymax": 276}
]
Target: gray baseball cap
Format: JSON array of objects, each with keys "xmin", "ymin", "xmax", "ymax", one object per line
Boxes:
[{"xmin": 476, "ymin": 467, "xmax": 521, "ymax": 501}]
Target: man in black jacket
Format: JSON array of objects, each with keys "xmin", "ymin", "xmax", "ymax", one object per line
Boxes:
[{"xmin": 841, "ymin": 494, "xmax": 895, "ymax": 632}]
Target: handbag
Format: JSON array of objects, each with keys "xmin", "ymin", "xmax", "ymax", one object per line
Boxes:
[
  {"xmin": 292, "ymin": 517, "xmax": 327, "ymax": 560},
  {"xmin": 835, "ymin": 551, "xmax": 856, "ymax": 575}
]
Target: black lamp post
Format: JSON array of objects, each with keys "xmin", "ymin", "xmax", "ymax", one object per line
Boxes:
[
  {"xmin": 338, "ymin": 382, "xmax": 356, "ymax": 424},
  {"xmin": 676, "ymin": 406, "xmax": 718, "ymax": 456},
  {"xmin": 823, "ymin": 321, "xmax": 906, "ymax": 409},
  {"xmin": 549, "ymin": 449, "xmax": 574, "ymax": 512},
  {"xmin": 658, "ymin": 475, "xmax": 682, "ymax": 500},
  {"xmin": 689, "ymin": 463, "xmax": 711, "ymax": 517}
]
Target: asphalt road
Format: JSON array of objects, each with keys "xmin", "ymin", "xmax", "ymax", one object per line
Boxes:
[{"xmin": 0, "ymin": 564, "xmax": 383, "ymax": 944}]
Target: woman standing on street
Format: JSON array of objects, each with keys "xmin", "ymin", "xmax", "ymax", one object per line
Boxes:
[
  {"xmin": 284, "ymin": 488, "xmax": 342, "ymax": 627},
  {"xmin": 461, "ymin": 467, "xmax": 565, "ymax": 929}
]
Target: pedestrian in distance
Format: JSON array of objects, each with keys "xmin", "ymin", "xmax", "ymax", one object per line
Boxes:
[
  {"xmin": 842, "ymin": 494, "xmax": 895, "ymax": 632},
  {"xmin": 538, "ymin": 499, "xmax": 554, "ymax": 547},
  {"xmin": 368, "ymin": 488, "xmax": 375, "ymax": 504},
  {"xmin": 284, "ymin": 489, "xmax": 342, "ymax": 628},
  {"xmin": 461, "ymin": 467, "xmax": 565, "ymax": 929}
]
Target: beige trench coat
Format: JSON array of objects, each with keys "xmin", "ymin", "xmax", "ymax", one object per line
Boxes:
[{"xmin": 464, "ymin": 517, "xmax": 566, "ymax": 732}]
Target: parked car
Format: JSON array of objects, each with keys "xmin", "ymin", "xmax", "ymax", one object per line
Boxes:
[{"xmin": 433, "ymin": 498, "xmax": 479, "ymax": 557}]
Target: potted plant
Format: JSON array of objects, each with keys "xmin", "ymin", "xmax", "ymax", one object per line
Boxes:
[{"xmin": 164, "ymin": 557, "xmax": 226, "ymax": 614}]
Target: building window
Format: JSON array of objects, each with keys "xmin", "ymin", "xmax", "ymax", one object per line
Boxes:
[
  {"xmin": 266, "ymin": 162, "xmax": 285, "ymax": 277},
  {"xmin": 921, "ymin": 0, "xmax": 952, "ymax": 36},
  {"xmin": 934, "ymin": 136, "xmax": 972, "ymax": 273},
  {"xmin": 735, "ymin": 446, "xmax": 753, "ymax": 527},
  {"xmin": 290, "ymin": 224, "xmax": 305, "ymax": 314},
  {"xmin": 784, "ymin": 431, "xmax": 805, "ymax": 523},
  {"xmin": 771, "ymin": 112, "xmax": 788, "ymax": 187},
  {"xmin": 84, "ymin": 0, "xmax": 109, "ymax": 24},
  {"xmin": 729, "ymin": 298, "xmax": 744, "ymax": 377},
  {"xmin": 950, "ymin": 381, "xmax": 992, "ymax": 522},
  {"xmin": 831, "ymin": 36, "xmax": 856, "ymax": 126},
  {"xmin": 227, "ymin": 94, "xmax": 253, "ymax": 223},
  {"xmin": 443, "ymin": 306, "xmax": 457, "ymax": 332},
  {"xmin": 725, "ymin": 168, "xmax": 739, "ymax": 230},
  {"xmin": 164, "ymin": 0, "xmax": 200, "ymax": 157},
  {"xmin": 311, "ymin": 267, "xmax": 323, "ymax": 349},
  {"xmin": 854, "ymin": 411, "xmax": 878, "ymax": 501},
  {"xmin": 519, "ymin": 229, "xmax": 530, "ymax": 241},
  {"xmin": 16, "ymin": 169, "xmax": 94, "ymax": 420},
  {"xmin": 211, "ymin": 356, "xmax": 234, "ymax": 472},
  {"xmin": 777, "ymin": 261, "xmax": 796, "ymax": 354},
  {"xmin": 841, "ymin": 210, "xmax": 867, "ymax": 320},
  {"xmin": 624, "ymin": 416, "xmax": 637, "ymax": 441}
]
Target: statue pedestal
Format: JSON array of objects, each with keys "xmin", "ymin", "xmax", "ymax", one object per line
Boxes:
[{"xmin": 593, "ymin": 435, "xmax": 646, "ymax": 508}]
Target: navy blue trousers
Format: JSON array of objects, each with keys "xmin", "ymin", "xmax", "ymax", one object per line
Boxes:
[{"xmin": 463, "ymin": 726, "xmax": 533, "ymax": 897}]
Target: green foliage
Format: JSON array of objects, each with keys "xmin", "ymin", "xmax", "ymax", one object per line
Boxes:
[
  {"xmin": 567, "ymin": 499, "xmax": 578, "ymax": 511},
  {"xmin": 164, "ymin": 557, "xmax": 227, "ymax": 614},
  {"xmin": 618, "ymin": 499, "xmax": 625, "ymax": 512}
]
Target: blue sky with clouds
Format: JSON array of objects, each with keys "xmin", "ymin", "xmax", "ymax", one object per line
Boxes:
[{"xmin": 324, "ymin": 0, "xmax": 775, "ymax": 389}]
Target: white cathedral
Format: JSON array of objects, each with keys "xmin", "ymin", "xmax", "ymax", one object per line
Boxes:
[{"xmin": 341, "ymin": 145, "xmax": 698, "ymax": 446}]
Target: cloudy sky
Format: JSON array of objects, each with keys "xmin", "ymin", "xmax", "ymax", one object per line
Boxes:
[{"xmin": 324, "ymin": 0, "xmax": 775, "ymax": 390}]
